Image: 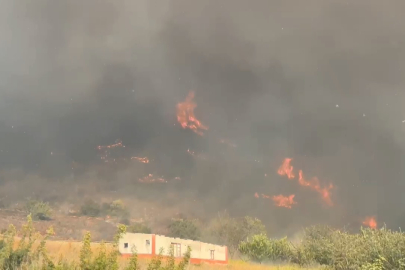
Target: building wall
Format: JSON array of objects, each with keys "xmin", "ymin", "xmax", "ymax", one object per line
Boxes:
[
  {"xmin": 119, "ymin": 233, "xmax": 228, "ymax": 264},
  {"xmin": 119, "ymin": 233, "xmax": 153, "ymax": 255}
]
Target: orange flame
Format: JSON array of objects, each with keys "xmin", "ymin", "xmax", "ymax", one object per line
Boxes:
[
  {"xmin": 298, "ymin": 170, "xmax": 334, "ymax": 206},
  {"xmin": 131, "ymin": 157, "xmax": 150, "ymax": 164},
  {"xmin": 176, "ymin": 91, "xmax": 208, "ymax": 135},
  {"xmin": 362, "ymin": 216, "xmax": 377, "ymax": 229},
  {"xmin": 97, "ymin": 140, "xmax": 124, "ymax": 150},
  {"xmin": 272, "ymin": 194, "xmax": 296, "ymax": 209},
  {"xmin": 277, "ymin": 158, "xmax": 295, "ymax": 179}
]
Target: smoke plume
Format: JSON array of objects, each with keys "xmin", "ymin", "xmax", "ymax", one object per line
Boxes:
[{"xmin": 1, "ymin": 0, "xmax": 405, "ymax": 234}]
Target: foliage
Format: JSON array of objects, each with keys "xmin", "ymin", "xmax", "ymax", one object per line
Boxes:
[
  {"xmin": 26, "ymin": 199, "xmax": 52, "ymax": 220},
  {"xmin": 167, "ymin": 219, "xmax": 200, "ymax": 240},
  {"xmin": 207, "ymin": 212, "xmax": 266, "ymax": 257},
  {"xmin": 81, "ymin": 199, "xmax": 130, "ymax": 221},
  {"xmin": 128, "ymin": 222, "xmax": 152, "ymax": 234},
  {"xmin": 146, "ymin": 246, "xmax": 191, "ymax": 270},
  {"xmin": 80, "ymin": 199, "xmax": 102, "ymax": 217},
  {"xmin": 1, "ymin": 211, "xmax": 405, "ymax": 270},
  {"xmin": 125, "ymin": 246, "xmax": 140, "ymax": 270},
  {"xmin": 0, "ymin": 214, "xmax": 54, "ymax": 269},
  {"xmin": 103, "ymin": 200, "xmax": 130, "ymax": 220},
  {"xmin": 239, "ymin": 233, "xmax": 293, "ymax": 264},
  {"xmin": 239, "ymin": 233, "xmax": 272, "ymax": 263}
]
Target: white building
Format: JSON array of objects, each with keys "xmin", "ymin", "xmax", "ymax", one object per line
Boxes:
[{"xmin": 119, "ymin": 233, "xmax": 228, "ymax": 265}]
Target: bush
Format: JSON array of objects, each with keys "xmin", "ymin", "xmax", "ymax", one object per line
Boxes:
[
  {"xmin": 167, "ymin": 219, "xmax": 201, "ymax": 240},
  {"xmin": 80, "ymin": 199, "xmax": 102, "ymax": 217},
  {"xmin": 206, "ymin": 213, "xmax": 266, "ymax": 257},
  {"xmin": 239, "ymin": 234, "xmax": 293, "ymax": 264},
  {"xmin": 128, "ymin": 222, "xmax": 152, "ymax": 234},
  {"xmin": 102, "ymin": 200, "xmax": 130, "ymax": 220},
  {"xmin": 239, "ymin": 234, "xmax": 272, "ymax": 263},
  {"xmin": 25, "ymin": 199, "xmax": 52, "ymax": 220}
]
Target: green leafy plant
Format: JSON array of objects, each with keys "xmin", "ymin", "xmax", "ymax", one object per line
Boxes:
[
  {"xmin": 26, "ymin": 199, "xmax": 52, "ymax": 220},
  {"xmin": 206, "ymin": 213, "xmax": 266, "ymax": 257},
  {"xmin": 239, "ymin": 233, "xmax": 272, "ymax": 264},
  {"xmin": 128, "ymin": 222, "xmax": 152, "ymax": 234},
  {"xmin": 167, "ymin": 219, "xmax": 200, "ymax": 240},
  {"xmin": 80, "ymin": 199, "xmax": 102, "ymax": 217}
]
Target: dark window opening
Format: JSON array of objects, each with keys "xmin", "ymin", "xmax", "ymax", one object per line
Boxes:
[
  {"xmin": 124, "ymin": 243, "xmax": 128, "ymax": 248},
  {"xmin": 210, "ymin": 250, "xmax": 215, "ymax": 260},
  {"xmin": 146, "ymin": 240, "xmax": 150, "ymax": 245}
]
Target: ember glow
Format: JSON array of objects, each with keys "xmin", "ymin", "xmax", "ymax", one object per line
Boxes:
[
  {"xmin": 362, "ymin": 216, "xmax": 377, "ymax": 229},
  {"xmin": 96, "ymin": 140, "xmax": 125, "ymax": 162},
  {"xmin": 131, "ymin": 157, "xmax": 150, "ymax": 164},
  {"xmin": 138, "ymin": 174, "xmax": 167, "ymax": 183},
  {"xmin": 176, "ymin": 91, "xmax": 208, "ymax": 135},
  {"xmin": 272, "ymin": 194, "xmax": 296, "ymax": 209},
  {"xmin": 96, "ymin": 140, "xmax": 124, "ymax": 150},
  {"xmin": 277, "ymin": 158, "xmax": 295, "ymax": 179}
]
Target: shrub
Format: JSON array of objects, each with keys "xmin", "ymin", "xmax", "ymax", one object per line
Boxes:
[
  {"xmin": 81, "ymin": 199, "xmax": 102, "ymax": 217},
  {"xmin": 167, "ymin": 219, "xmax": 200, "ymax": 240},
  {"xmin": 102, "ymin": 200, "xmax": 130, "ymax": 220},
  {"xmin": 239, "ymin": 234, "xmax": 293, "ymax": 264},
  {"xmin": 25, "ymin": 199, "xmax": 52, "ymax": 220},
  {"xmin": 128, "ymin": 222, "xmax": 152, "ymax": 234},
  {"xmin": 206, "ymin": 213, "xmax": 266, "ymax": 257},
  {"xmin": 239, "ymin": 233, "xmax": 272, "ymax": 263}
]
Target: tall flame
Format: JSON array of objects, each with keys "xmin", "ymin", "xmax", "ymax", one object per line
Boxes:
[
  {"xmin": 272, "ymin": 194, "xmax": 296, "ymax": 209},
  {"xmin": 277, "ymin": 158, "xmax": 295, "ymax": 179},
  {"xmin": 362, "ymin": 216, "xmax": 377, "ymax": 229},
  {"xmin": 176, "ymin": 91, "xmax": 208, "ymax": 135}
]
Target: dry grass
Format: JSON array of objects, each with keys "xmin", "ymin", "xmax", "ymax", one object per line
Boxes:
[{"xmin": 10, "ymin": 238, "xmax": 321, "ymax": 270}]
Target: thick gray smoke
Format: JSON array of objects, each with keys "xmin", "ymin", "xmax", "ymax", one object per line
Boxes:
[{"xmin": 1, "ymin": 0, "xmax": 405, "ymax": 233}]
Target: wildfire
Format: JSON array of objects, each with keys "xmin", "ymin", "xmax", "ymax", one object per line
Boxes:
[
  {"xmin": 131, "ymin": 157, "xmax": 150, "ymax": 164},
  {"xmin": 272, "ymin": 194, "xmax": 296, "ymax": 209},
  {"xmin": 255, "ymin": 193, "xmax": 296, "ymax": 209},
  {"xmin": 176, "ymin": 91, "xmax": 208, "ymax": 135},
  {"xmin": 298, "ymin": 170, "xmax": 334, "ymax": 206},
  {"xmin": 97, "ymin": 140, "xmax": 124, "ymax": 150},
  {"xmin": 138, "ymin": 174, "xmax": 167, "ymax": 183},
  {"xmin": 277, "ymin": 158, "xmax": 334, "ymax": 206},
  {"xmin": 96, "ymin": 140, "xmax": 125, "ymax": 163},
  {"xmin": 362, "ymin": 216, "xmax": 377, "ymax": 229},
  {"xmin": 277, "ymin": 158, "xmax": 295, "ymax": 179}
]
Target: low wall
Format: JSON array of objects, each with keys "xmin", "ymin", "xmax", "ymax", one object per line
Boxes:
[{"xmin": 119, "ymin": 233, "xmax": 228, "ymax": 265}]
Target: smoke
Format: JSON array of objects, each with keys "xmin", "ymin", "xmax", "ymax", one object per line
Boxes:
[{"xmin": 1, "ymin": 0, "xmax": 405, "ymax": 234}]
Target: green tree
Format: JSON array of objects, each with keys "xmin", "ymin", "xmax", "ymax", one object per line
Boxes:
[
  {"xmin": 207, "ymin": 212, "xmax": 266, "ymax": 257},
  {"xmin": 167, "ymin": 219, "xmax": 200, "ymax": 240},
  {"xmin": 239, "ymin": 233, "xmax": 272, "ymax": 264},
  {"xmin": 80, "ymin": 199, "xmax": 102, "ymax": 217},
  {"xmin": 80, "ymin": 232, "xmax": 93, "ymax": 269},
  {"xmin": 128, "ymin": 222, "xmax": 152, "ymax": 234}
]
